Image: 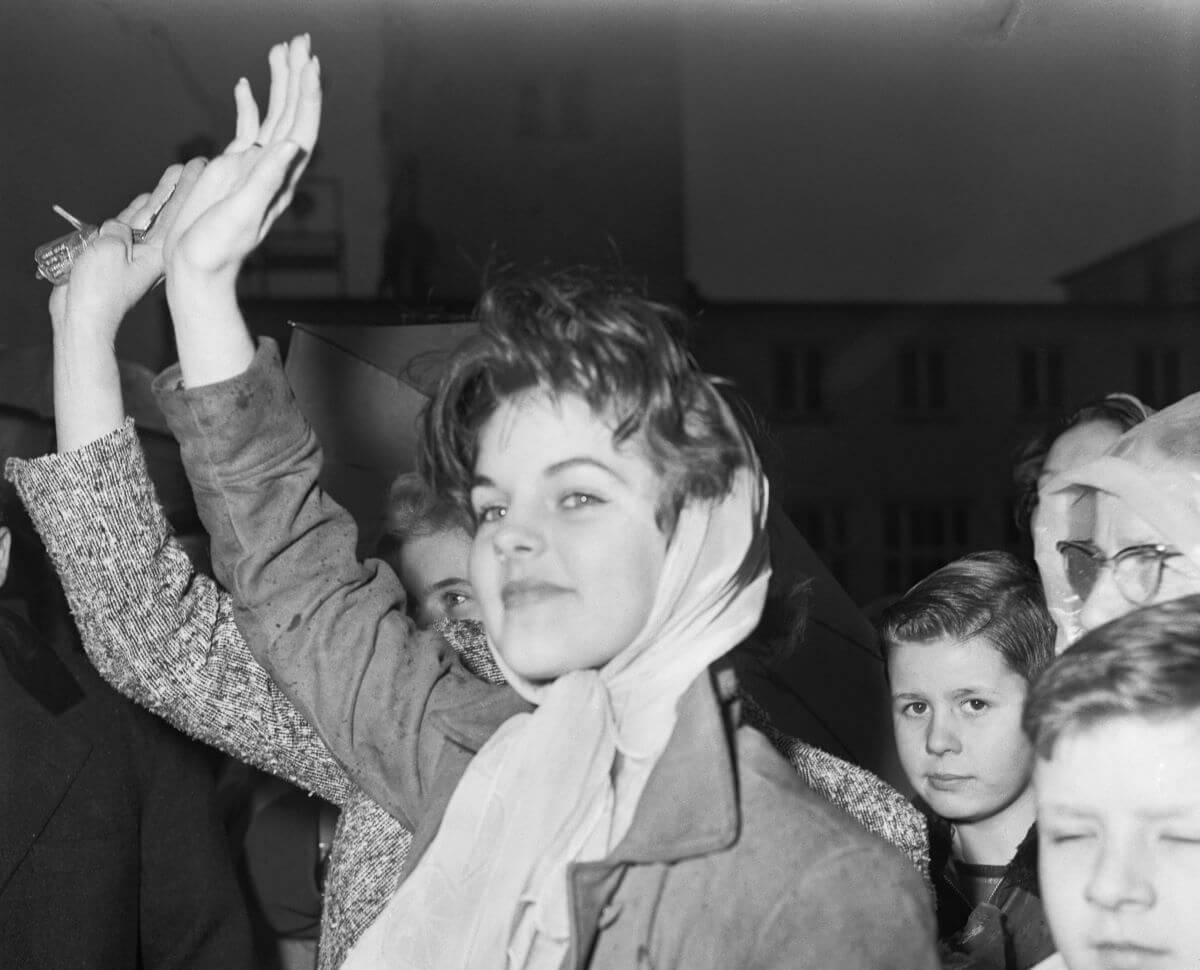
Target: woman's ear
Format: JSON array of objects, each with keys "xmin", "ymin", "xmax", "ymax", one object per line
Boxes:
[{"xmin": 0, "ymin": 526, "xmax": 10, "ymax": 589}]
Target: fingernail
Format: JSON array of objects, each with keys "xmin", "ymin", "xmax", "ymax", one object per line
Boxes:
[{"xmin": 312, "ymin": 56, "xmax": 320, "ymax": 75}]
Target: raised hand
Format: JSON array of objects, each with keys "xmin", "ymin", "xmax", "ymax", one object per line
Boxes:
[
  {"xmin": 164, "ymin": 34, "xmax": 322, "ymax": 282},
  {"xmin": 48, "ymin": 158, "xmax": 206, "ymax": 345}
]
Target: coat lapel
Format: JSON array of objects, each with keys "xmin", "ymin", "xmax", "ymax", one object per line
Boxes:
[{"xmin": 0, "ymin": 612, "xmax": 92, "ymax": 894}]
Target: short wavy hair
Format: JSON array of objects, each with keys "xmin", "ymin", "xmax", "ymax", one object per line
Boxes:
[
  {"xmin": 879, "ymin": 550, "xmax": 1055, "ymax": 683},
  {"xmin": 1011, "ymin": 392, "xmax": 1152, "ymax": 537},
  {"xmin": 418, "ymin": 270, "xmax": 746, "ymax": 531},
  {"xmin": 374, "ymin": 471, "xmax": 473, "ymax": 564},
  {"xmin": 1024, "ymin": 594, "xmax": 1200, "ymax": 759}
]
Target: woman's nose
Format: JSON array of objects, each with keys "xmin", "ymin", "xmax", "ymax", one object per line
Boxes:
[
  {"xmin": 1078, "ymin": 568, "xmax": 1131, "ymax": 634},
  {"xmin": 491, "ymin": 512, "xmax": 544, "ymax": 560}
]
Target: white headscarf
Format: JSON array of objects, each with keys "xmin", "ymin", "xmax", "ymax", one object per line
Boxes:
[{"xmin": 343, "ymin": 423, "xmax": 771, "ymax": 970}]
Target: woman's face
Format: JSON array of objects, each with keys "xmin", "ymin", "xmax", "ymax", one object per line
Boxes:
[
  {"xmin": 1038, "ymin": 420, "xmax": 1124, "ymax": 492},
  {"xmin": 1078, "ymin": 494, "xmax": 1200, "ymax": 633},
  {"xmin": 1032, "ymin": 420, "xmax": 1124, "ymax": 541},
  {"xmin": 468, "ymin": 390, "xmax": 669, "ymax": 681}
]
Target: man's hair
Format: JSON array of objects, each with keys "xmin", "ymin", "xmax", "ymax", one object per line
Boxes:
[
  {"xmin": 878, "ymin": 551, "xmax": 1055, "ymax": 683},
  {"xmin": 418, "ymin": 269, "xmax": 746, "ymax": 531},
  {"xmin": 1023, "ymin": 594, "xmax": 1200, "ymax": 759},
  {"xmin": 1011, "ymin": 392, "xmax": 1151, "ymax": 537}
]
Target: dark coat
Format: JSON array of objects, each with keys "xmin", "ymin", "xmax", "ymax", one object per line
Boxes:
[
  {"xmin": 0, "ymin": 607, "xmax": 255, "ymax": 970},
  {"xmin": 927, "ymin": 813, "xmax": 1056, "ymax": 970}
]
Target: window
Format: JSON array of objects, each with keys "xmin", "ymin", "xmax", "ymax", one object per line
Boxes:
[
  {"xmin": 1134, "ymin": 346, "xmax": 1180, "ymax": 409},
  {"xmin": 883, "ymin": 502, "xmax": 969, "ymax": 593},
  {"xmin": 772, "ymin": 345, "xmax": 825, "ymax": 418},
  {"xmin": 1017, "ymin": 346, "xmax": 1065, "ymax": 413},
  {"xmin": 897, "ymin": 344, "xmax": 947, "ymax": 415},
  {"xmin": 789, "ymin": 503, "xmax": 849, "ymax": 586}
]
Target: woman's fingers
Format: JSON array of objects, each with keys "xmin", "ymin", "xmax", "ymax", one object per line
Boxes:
[
  {"xmin": 96, "ymin": 219, "xmax": 136, "ymax": 261},
  {"xmin": 253, "ymin": 141, "xmax": 309, "ymax": 237},
  {"xmin": 255, "ymin": 42, "xmax": 291, "ymax": 144},
  {"xmin": 129, "ymin": 163, "xmax": 186, "ymax": 233},
  {"xmin": 288, "ymin": 58, "xmax": 322, "ymax": 153},
  {"xmin": 226, "ymin": 78, "xmax": 262, "ymax": 152},
  {"xmin": 150, "ymin": 157, "xmax": 207, "ymax": 239},
  {"xmin": 273, "ymin": 35, "xmax": 311, "ymax": 144},
  {"xmin": 115, "ymin": 193, "xmax": 152, "ymax": 227}
]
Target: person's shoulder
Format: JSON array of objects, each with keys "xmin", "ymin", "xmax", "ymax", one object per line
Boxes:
[{"xmin": 733, "ymin": 724, "xmax": 924, "ymax": 880}]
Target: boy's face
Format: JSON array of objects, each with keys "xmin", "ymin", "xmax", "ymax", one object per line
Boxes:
[
  {"xmin": 889, "ymin": 634, "xmax": 1035, "ymax": 825},
  {"xmin": 1036, "ymin": 713, "xmax": 1200, "ymax": 970},
  {"xmin": 394, "ymin": 526, "xmax": 480, "ymax": 629}
]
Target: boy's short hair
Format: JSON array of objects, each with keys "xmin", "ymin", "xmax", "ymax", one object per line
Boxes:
[
  {"xmin": 1023, "ymin": 594, "xmax": 1200, "ymax": 759},
  {"xmin": 418, "ymin": 269, "xmax": 747, "ymax": 532},
  {"xmin": 878, "ymin": 551, "xmax": 1055, "ymax": 683}
]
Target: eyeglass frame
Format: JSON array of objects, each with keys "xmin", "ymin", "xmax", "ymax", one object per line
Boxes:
[{"xmin": 1055, "ymin": 539, "xmax": 1183, "ymax": 607}]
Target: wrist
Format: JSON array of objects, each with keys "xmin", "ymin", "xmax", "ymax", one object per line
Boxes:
[{"xmin": 51, "ymin": 313, "xmax": 119, "ymax": 354}]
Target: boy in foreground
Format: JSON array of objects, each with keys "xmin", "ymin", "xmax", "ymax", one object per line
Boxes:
[{"xmin": 1025, "ymin": 594, "xmax": 1200, "ymax": 970}]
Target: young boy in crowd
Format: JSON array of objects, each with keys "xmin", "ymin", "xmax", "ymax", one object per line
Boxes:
[
  {"xmin": 881, "ymin": 551, "xmax": 1057, "ymax": 968},
  {"xmin": 1024, "ymin": 594, "xmax": 1200, "ymax": 970}
]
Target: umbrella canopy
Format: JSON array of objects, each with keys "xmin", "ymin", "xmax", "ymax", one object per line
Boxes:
[{"xmin": 283, "ymin": 320, "xmax": 478, "ymax": 551}]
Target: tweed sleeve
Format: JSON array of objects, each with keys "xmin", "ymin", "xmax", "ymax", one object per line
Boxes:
[{"xmin": 6, "ymin": 420, "xmax": 354, "ymax": 806}]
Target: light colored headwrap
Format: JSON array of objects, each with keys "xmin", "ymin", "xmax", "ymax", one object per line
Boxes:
[
  {"xmin": 1037, "ymin": 389, "xmax": 1200, "ymax": 648},
  {"xmin": 343, "ymin": 416, "xmax": 771, "ymax": 970}
]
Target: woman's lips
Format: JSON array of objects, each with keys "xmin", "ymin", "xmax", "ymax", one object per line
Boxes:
[{"xmin": 501, "ymin": 579, "xmax": 570, "ymax": 609}]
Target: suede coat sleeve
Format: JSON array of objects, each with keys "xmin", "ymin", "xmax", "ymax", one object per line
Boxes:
[{"xmin": 154, "ymin": 340, "xmax": 524, "ymax": 830}]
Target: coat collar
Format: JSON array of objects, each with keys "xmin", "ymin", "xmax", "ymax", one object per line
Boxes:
[
  {"xmin": 606, "ymin": 663, "xmax": 741, "ymax": 863},
  {"xmin": 430, "ymin": 661, "xmax": 742, "ymax": 866}
]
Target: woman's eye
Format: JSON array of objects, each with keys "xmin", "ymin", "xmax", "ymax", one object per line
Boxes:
[
  {"xmin": 902, "ymin": 701, "xmax": 928, "ymax": 717},
  {"xmin": 1161, "ymin": 833, "xmax": 1200, "ymax": 846},
  {"xmin": 561, "ymin": 492, "xmax": 602, "ymax": 510},
  {"xmin": 443, "ymin": 591, "xmax": 470, "ymax": 609},
  {"xmin": 476, "ymin": 505, "xmax": 506, "ymax": 523},
  {"xmin": 963, "ymin": 698, "xmax": 989, "ymax": 713},
  {"xmin": 1047, "ymin": 831, "xmax": 1092, "ymax": 845}
]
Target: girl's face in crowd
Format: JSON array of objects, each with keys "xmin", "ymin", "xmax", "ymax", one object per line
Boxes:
[
  {"xmin": 1077, "ymin": 495, "xmax": 1200, "ymax": 634},
  {"xmin": 889, "ymin": 635, "xmax": 1035, "ymax": 829},
  {"xmin": 468, "ymin": 390, "xmax": 669, "ymax": 681},
  {"xmin": 1036, "ymin": 713, "xmax": 1200, "ymax": 970},
  {"xmin": 396, "ymin": 527, "xmax": 480, "ymax": 628}
]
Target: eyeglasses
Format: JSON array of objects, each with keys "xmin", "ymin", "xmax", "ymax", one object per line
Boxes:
[{"xmin": 1056, "ymin": 540, "xmax": 1182, "ymax": 606}]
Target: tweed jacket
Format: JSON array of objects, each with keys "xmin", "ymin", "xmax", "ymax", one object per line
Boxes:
[
  {"xmin": 151, "ymin": 339, "xmax": 937, "ymax": 968},
  {"xmin": 9, "ymin": 421, "xmax": 930, "ymax": 965}
]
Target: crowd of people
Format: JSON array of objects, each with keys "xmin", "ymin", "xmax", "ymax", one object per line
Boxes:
[{"xmin": 6, "ymin": 33, "xmax": 1200, "ymax": 970}]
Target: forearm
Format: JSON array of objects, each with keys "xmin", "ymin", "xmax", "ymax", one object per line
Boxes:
[
  {"xmin": 6, "ymin": 424, "xmax": 353, "ymax": 805},
  {"xmin": 165, "ymin": 266, "xmax": 255, "ymax": 389},
  {"xmin": 51, "ymin": 315, "xmax": 126, "ymax": 452}
]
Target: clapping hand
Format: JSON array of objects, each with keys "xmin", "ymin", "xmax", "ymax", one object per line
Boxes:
[
  {"xmin": 48, "ymin": 159, "xmax": 206, "ymax": 346},
  {"xmin": 164, "ymin": 34, "xmax": 322, "ymax": 283}
]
